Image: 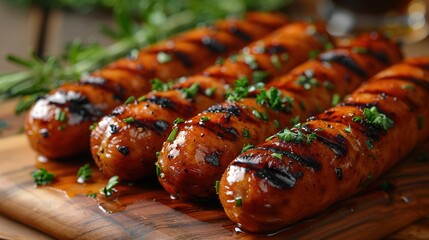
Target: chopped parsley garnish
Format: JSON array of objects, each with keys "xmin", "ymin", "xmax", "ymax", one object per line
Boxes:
[
  {"xmin": 308, "ymin": 50, "xmax": 320, "ymax": 59},
  {"xmin": 215, "ymin": 57, "xmax": 224, "ymax": 65},
  {"xmin": 173, "ymin": 118, "xmax": 185, "ymax": 124},
  {"xmin": 290, "ymin": 116, "xmax": 300, "ymax": 126},
  {"xmin": 168, "ymin": 127, "xmax": 179, "ymax": 142},
  {"xmin": 235, "ymin": 197, "xmax": 242, "ymax": 207},
  {"xmin": 296, "ymin": 70, "xmax": 320, "ymax": 90},
  {"xmin": 256, "ymin": 87, "xmax": 293, "ymax": 112},
  {"xmin": 205, "ymin": 87, "xmax": 216, "ymax": 97},
  {"xmin": 167, "ymin": 118, "xmax": 184, "ymax": 142},
  {"xmin": 123, "ymin": 117, "xmax": 135, "ymax": 124},
  {"xmin": 89, "ymin": 122, "xmax": 97, "ymax": 131},
  {"xmin": 99, "ymin": 175, "xmax": 119, "ymax": 198},
  {"xmin": 281, "ymin": 53, "xmax": 289, "ymax": 61},
  {"xmin": 271, "ymin": 152, "xmax": 283, "ymax": 159},
  {"xmin": 331, "ymin": 93, "xmax": 341, "ymax": 106},
  {"xmin": 32, "ymin": 168, "xmax": 55, "ymax": 186},
  {"xmin": 227, "ymin": 77, "xmax": 249, "ymax": 102},
  {"xmin": 87, "ymin": 193, "xmax": 97, "ymax": 199},
  {"xmin": 181, "ymin": 82, "xmax": 200, "ymax": 99},
  {"xmin": 77, "ymin": 163, "xmax": 92, "ymax": 184},
  {"xmin": 252, "ymin": 109, "xmax": 265, "ymax": 121},
  {"xmin": 418, "ymin": 115, "xmax": 424, "ymax": 130},
  {"xmin": 363, "ymin": 106, "xmax": 394, "ymax": 130},
  {"xmin": 366, "ymin": 139, "xmax": 374, "ymax": 150},
  {"xmin": 352, "ymin": 116, "xmax": 363, "ymax": 122},
  {"xmin": 157, "ymin": 52, "xmax": 172, "ymax": 64},
  {"xmin": 155, "ymin": 151, "xmax": 160, "ymax": 158},
  {"xmin": 124, "ymin": 96, "xmax": 135, "ymax": 105},
  {"xmin": 200, "ymin": 116, "xmax": 210, "ymax": 122},
  {"xmin": 242, "ymin": 128, "xmax": 250, "ymax": 139},
  {"xmin": 155, "ymin": 162, "xmax": 162, "ymax": 177},
  {"xmin": 55, "ymin": 109, "xmax": 66, "ymax": 122},
  {"xmin": 243, "ymin": 53, "xmax": 258, "ymax": 70},
  {"xmin": 241, "ymin": 143, "xmax": 254, "ymax": 153},
  {"xmin": 344, "ymin": 124, "xmax": 352, "ymax": 133},
  {"xmin": 274, "ymin": 119, "xmax": 280, "ymax": 129},
  {"xmin": 229, "ymin": 54, "xmax": 238, "ymax": 62},
  {"xmin": 402, "ymin": 84, "xmax": 415, "ymax": 91},
  {"xmin": 138, "ymin": 95, "xmax": 146, "ymax": 101},
  {"xmin": 151, "ymin": 78, "xmax": 173, "ymax": 92},
  {"xmin": 270, "ymin": 55, "xmax": 282, "ymax": 70},
  {"xmin": 215, "ymin": 180, "xmax": 220, "ymax": 195},
  {"xmin": 277, "ymin": 124, "xmax": 317, "ymax": 144},
  {"xmin": 252, "ymin": 70, "xmax": 270, "ymax": 83}
]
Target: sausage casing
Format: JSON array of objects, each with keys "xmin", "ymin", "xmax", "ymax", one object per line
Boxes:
[
  {"xmin": 157, "ymin": 33, "xmax": 403, "ymax": 199},
  {"xmin": 91, "ymin": 21, "xmax": 332, "ymax": 180},
  {"xmin": 25, "ymin": 12, "xmax": 288, "ymax": 159},
  {"xmin": 219, "ymin": 57, "xmax": 429, "ymax": 232}
]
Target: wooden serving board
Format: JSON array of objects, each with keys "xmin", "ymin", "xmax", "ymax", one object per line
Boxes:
[{"xmin": 0, "ymin": 134, "xmax": 429, "ymax": 239}]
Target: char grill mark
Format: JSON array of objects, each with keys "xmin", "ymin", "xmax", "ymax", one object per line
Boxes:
[
  {"xmin": 233, "ymin": 158, "xmax": 303, "ymax": 189},
  {"xmin": 79, "ymin": 75, "xmax": 126, "ymax": 100},
  {"xmin": 132, "ymin": 119, "xmax": 170, "ymax": 134},
  {"xmin": 257, "ymin": 146, "xmax": 322, "ymax": 171},
  {"xmin": 201, "ymin": 36, "xmax": 228, "ymax": 53},
  {"xmin": 205, "ymin": 104, "xmax": 241, "ymax": 117},
  {"xmin": 376, "ymin": 74, "xmax": 429, "ymax": 92},
  {"xmin": 228, "ymin": 26, "xmax": 252, "ymax": 42},
  {"xmin": 319, "ymin": 51, "xmax": 368, "ymax": 78},
  {"xmin": 196, "ymin": 120, "xmax": 239, "ymax": 141}
]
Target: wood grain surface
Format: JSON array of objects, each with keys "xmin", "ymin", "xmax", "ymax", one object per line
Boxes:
[{"xmin": 0, "ymin": 134, "xmax": 428, "ymax": 239}]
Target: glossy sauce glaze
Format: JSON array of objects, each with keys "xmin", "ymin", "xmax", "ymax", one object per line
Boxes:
[
  {"xmin": 90, "ymin": 21, "xmax": 333, "ymax": 181},
  {"xmin": 26, "ymin": 12, "xmax": 288, "ymax": 159}
]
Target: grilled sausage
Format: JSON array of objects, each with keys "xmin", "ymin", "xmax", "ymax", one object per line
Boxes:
[
  {"xmin": 91, "ymin": 21, "xmax": 332, "ymax": 180},
  {"xmin": 25, "ymin": 12, "xmax": 288, "ymax": 159},
  {"xmin": 219, "ymin": 57, "xmax": 429, "ymax": 232},
  {"xmin": 157, "ymin": 33, "xmax": 403, "ymax": 199}
]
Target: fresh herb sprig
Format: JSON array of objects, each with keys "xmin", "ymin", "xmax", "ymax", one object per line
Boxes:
[
  {"xmin": 271, "ymin": 123, "xmax": 317, "ymax": 144},
  {"xmin": 77, "ymin": 163, "xmax": 93, "ymax": 183},
  {"xmin": 32, "ymin": 168, "xmax": 55, "ymax": 186},
  {"xmin": 256, "ymin": 87, "xmax": 293, "ymax": 112},
  {"xmin": 100, "ymin": 175, "xmax": 119, "ymax": 198},
  {"xmin": 227, "ymin": 77, "xmax": 250, "ymax": 102}
]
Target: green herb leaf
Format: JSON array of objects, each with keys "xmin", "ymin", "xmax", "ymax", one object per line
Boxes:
[
  {"xmin": 271, "ymin": 152, "xmax": 282, "ymax": 159},
  {"xmin": 274, "ymin": 119, "xmax": 280, "ymax": 129},
  {"xmin": 173, "ymin": 118, "xmax": 184, "ymax": 124},
  {"xmin": 89, "ymin": 122, "xmax": 97, "ymax": 131},
  {"xmin": 215, "ymin": 180, "xmax": 220, "ymax": 195},
  {"xmin": 205, "ymin": 87, "xmax": 216, "ymax": 97},
  {"xmin": 252, "ymin": 71, "xmax": 270, "ymax": 83},
  {"xmin": 77, "ymin": 163, "xmax": 92, "ymax": 184},
  {"xmin": 151, "ymin": 78, "xmax": 173, "ymax": 92},
  {"xmin": 242, "ymin": 128, "xmax": 250, "ymax": 139},
  {"xmin": 227, "ymin": 77, "xmax": 250, "ymax": 102},
  {"xmin": 200, "ymin": 116, "xmax": 210, "ymax": 122},
  {"xmin": 344, "ymin": 124, "xmax": 352, "ymax": 133},
  {"xmin": 87, "ymin": 193, "xmax": 97, "ymax": 199},
  {"xmin": 277, "ymin": 124, "xmax": 316, "ymax": 144},
  {"xmin": 181, "ymin": 82, "xmax": 200, "ymax": 99},
  {"xmin": 308, "ymin": 50, "xmax": 320, "ymax": 59},
  {"xmin": 157, "ymin": 52, "xmax": 172, "ymax": 64},
  {"xmin": 123, "ymin": 117, "xmax": 135, "ymax": 123},
  {"xmin": 100, "ymin": 175, "xmax": 119, "ymax": 198},
  {"xmin": 235, "ymin": 197, "xmax": 242, "ymax": 207},
  {"xmin": 55, "ymin": 109, "xmax": 66, "ymax": 123},
  {"xmin": 256, "ymin": 87, "xmax": 293, "ymax": 112},
  {"xmin": 331, "ymin": 93, "xmax": 341, "ymax": 106},
  {"xmin": 32, "ymin": 168, "xmax": 55, "ymax": 186},
  {"xmin": 270, "ymin": 55, "xmax": 282, "ymax": 70},
  {"xmin": 402, "ymin": 84, "xmax": 415, "ymax": 91},
  {"xmin": 124, "ymin": 96, "xmax": 135, "ymax": 105},
  {"xmin": 290, "ymin": 116, "xmax": 300, "ymax": 126},
  {"xmin": 167, "ymin": 127, "xmax": 179, "ymax": 142},
  {"xmin": 366, "ymin": 139, "xmax": 374, "ymax": 150},
  {"xmin": 241, "ymin": 143, "xmax": 254, "ymax": 153},
  {"xmin": 296, "ymin": 70, "xmax": 320, "ymax": 90},
  {"xmin": 243, "ymin": 53, "xmax": 258, "ymax": 70},
  {"xmin": 323, "ymin": 81, "xmax": 335, "ymax": 90},
  {"xmin": 363, "ymin": 106, "xmax": 394, "ymax": 130},
  {"xmin": 215, "ymin": 57, "xmax": 224, "ymax": 66}
]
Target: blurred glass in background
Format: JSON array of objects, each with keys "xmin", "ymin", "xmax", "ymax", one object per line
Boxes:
[{"xmin": 319, "ymin": 0, "xmax": 428, "ymax": 43}]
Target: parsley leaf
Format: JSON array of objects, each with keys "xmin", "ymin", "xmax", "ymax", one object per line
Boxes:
[
  {"xmin": 151, "ymin": 78, "xmax": 173, "ymax": 92},
  {"xmin": 100, "ymin": 175, "xmax": 119, "ymax": 198},
  {"xmin": 296, "ymin": 70, "xmax": 320, "ymax": 90},
  {"xmin": 277, "ymin": 124, "xmax": 317, "ymax": 144},
  {"xmin": 363, "ymin": 106, "xmax": 394, "ymax": 130},
  {"xmin": 77, "ymin": 163, "xmax": 92, "ymax": 184},
  {"xmin": 256, "ymin": 87, "xmax": 293, "ymax": 112},
  {"xmin": 181, "ymin": 82, "xmax": 200, "ymax": 99},
  {"xmin": 32, "ymin": 168, "xmax": 55, "ymax": 186},
  {"xmin": 227, "ymin": 77, "xmax": 250, "ymax": 102}
]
